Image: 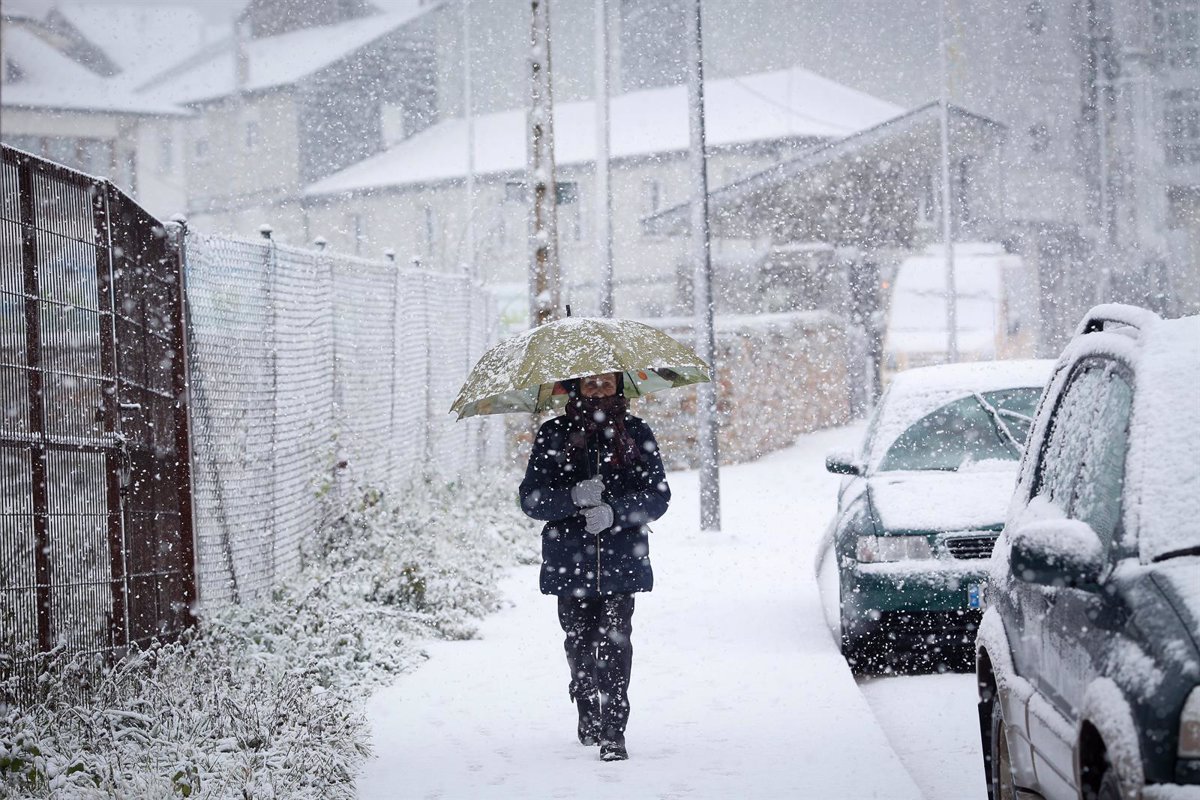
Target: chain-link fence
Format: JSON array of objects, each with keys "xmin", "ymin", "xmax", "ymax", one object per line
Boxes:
[{"xmin": 184, "ymin": 232, "xmax": 502, "ymax": 608}]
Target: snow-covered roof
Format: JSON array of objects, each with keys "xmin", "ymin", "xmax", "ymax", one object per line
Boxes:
[
  {"xmin": 145, "ymin": 5, "xmax": 435, "ymax": 105},
  {"xmin": 54, "ymin": 3, "xmax": 229, "ymax": 83},
  {"xmin": 643, "ymin": 101, "xmax": 1004, "ymax": 236},
  {"xmin": 304, "ymin": 65, "xmax": 904, "ymax": 196},
  {"xmin": 1, "ymin": 26, "xmax": 183, "ymax": 114},
  {"xmin": 884, "ymin": 242, "xmax": 1022, "ymax": 358},
  {"xmin": 866, "ymin": 358, "xmax": 1055, "ymax": 471}
]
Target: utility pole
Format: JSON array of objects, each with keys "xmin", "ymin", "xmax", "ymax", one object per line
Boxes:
[
  {"xmin": 463, "ymin": 0, "xmax": 476, "ymax": 283},
  {"xmin": 684, "ymin": 0, "xmax": 720, "ymax": 531},
  {"xmin": 938, "ymin": 0, "xmax": 958, "ymax": 363},
  {"xmin": 594, "ymin": 0, "xmax": 614, "ymax": 317},
  {"xmin": 529, "ymin": 0, "xmax": 561, "ymax": 328}
]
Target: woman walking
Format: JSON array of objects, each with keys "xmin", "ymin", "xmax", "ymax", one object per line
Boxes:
[{"xmin": 518, "ymin": 371, "xmax": 671, "ymax": 762}]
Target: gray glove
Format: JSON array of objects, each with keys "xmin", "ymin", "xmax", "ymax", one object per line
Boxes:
[
  {"xmin": 582, "ymin": 503, "xmax": 614, "ymax": 534},
  {"xmin": 571, "ymin": 477, "xmax": 605, "ymax": 508}
]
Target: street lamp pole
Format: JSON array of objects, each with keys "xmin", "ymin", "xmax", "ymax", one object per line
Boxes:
[
  {"xmin": 595, "ymin": 0, "xmax": 614, "ymax": 317},
  {"xmin": 938, "ymin": 0, "xmax": 958, "ymax": 363}
]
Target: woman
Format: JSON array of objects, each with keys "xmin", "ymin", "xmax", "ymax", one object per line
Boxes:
[{"xmin": 518, "ymin": 371, "xmax": 671, "ymax": 762}]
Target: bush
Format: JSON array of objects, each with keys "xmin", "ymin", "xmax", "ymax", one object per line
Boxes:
[{"xmin": 0, "ymin": 471, "xmax": 537, "ymax": 799}]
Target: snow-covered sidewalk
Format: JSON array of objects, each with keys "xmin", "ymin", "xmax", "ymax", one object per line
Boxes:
[{"xmin": 357, "ymin": 426, "xmax": 923, "ymax": 799}]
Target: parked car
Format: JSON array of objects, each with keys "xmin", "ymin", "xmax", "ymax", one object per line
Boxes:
[
  {"xmin": 825, "ymin": 358, "xmax": 1055, "ymax": 672},
  {"xmin": 977, "ymin": 304, "xmax": 1200, "ymax": 800}
]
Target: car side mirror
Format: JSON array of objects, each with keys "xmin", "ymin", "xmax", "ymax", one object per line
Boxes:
[
  {"xmin": 1010, "ymin": 518, "xmax": 1105, "ymax": 588},
  {"xmin": 825, "ymin": 451, "xmax": 862, "ymax": 476}
]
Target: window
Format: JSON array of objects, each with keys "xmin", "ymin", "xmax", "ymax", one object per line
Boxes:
[
  {"xmin": 1028, "ymin": 123, "xmax": 1050, "ymax": 153},
  {"xmin": 917, "ymin": 171, "xmax": 936, "ymax": 226},
  {"xmin": 644, "ymin": 178, "xmax": 662, "ymax": 216},
  {"xmin": 555, "ymin": 181, "xmax": 577, "ymax": 205},
  {"xmin": 1070, "ymin": 369, "xmax": 1132, "ymax": 550},
  {"xmin": 879, "ymin": 388, "xmax": 1044, "ymax": 472},
  {"xmin": 194, "ymin": 137, "xmax": 209, "ymax": 161},
  {"xmin": 424, "ymin": 205, "xmax": 436, "ymax": 257},
  {"xmin": 1165, "ymin": 89, "xmax": 1200, "ymax": 165},
  {"xmin": 5, "ymin": 135, "xmax": 42, "ymax": 155},
  {"xmin": 245, "ymin": 121, "xmax": 259, "ymax": 151},
  {"xmin": 79, "ymin": 139, "xmax": 113, "ymax": 176},
  {"xmin": 4, "ymin": 57, "xmax": 25, "ymax": 83},
  {"xmin": 352, "ymin": 214, "xmax": 366, "ymax": 257},
  {"xmin": 1034, "ymin": 365, "xmax": 1106, "ymax": 512},
  {"xmin": 158, "ymin": 133, "xmax": 173, "ymax": 174},
  {"xmin": 1152, "ymin": 0, "xmax": 1198, "ymax": 68},
  {"xmin": 1026, "ymin": 0, "xmax": 1047, "ymax": 34}
]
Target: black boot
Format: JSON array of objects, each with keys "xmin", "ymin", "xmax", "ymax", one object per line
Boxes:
[
  {"xmin": 571, "ymin": 683, "xmax": 601, "ymax": 746},
  {"xmin": 599, "ymin": 730, "xmax": 627, "ymax": 762}
]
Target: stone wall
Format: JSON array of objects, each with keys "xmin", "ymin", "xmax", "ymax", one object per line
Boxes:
[
  {"xmin": 504, "ymin": 311, "xmax": 853, "ymax": 472},
  {"xmin": 632, "ymin": 311, "xmax": 852, "ymax": 469}
]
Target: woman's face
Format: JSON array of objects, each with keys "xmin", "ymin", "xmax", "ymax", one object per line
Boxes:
[{"xmin": 580, "ymin": 372, "xmax": 619, "ymax": 398}]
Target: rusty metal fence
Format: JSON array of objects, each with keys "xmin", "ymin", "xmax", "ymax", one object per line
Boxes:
[
  {"xmin": 0, "ymin": 144, "xmax": 197, "ymax": 676},
  {"xmin": 2, "ymin": 142, "xmax": 505, "ymax": 676}
]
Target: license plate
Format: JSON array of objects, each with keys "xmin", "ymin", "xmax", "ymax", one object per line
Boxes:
[{"xmin": 967, "ymin": 582, "xmax": 985, "ymax": 609}]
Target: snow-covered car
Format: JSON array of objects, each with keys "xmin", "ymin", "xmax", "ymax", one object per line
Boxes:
[
  {"xmin": 976, "ymin": 305, "xmax": 1200, "ymax": 800},
  {"xmin": 825, "ymin": 358, "xmax": 1055, "ymax": 672}
]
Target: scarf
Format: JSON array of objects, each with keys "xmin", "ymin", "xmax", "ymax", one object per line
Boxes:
[{"xmin": 564, "ymin": 394, "xmax": 640, "ymax": 470}]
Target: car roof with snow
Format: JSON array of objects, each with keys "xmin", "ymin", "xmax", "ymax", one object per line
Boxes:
[
  {"xmin": 865, "ymin": 359, "xmax": 1055, "ymax": 470},
  {"xmin": 1119, "ymin": 312, "xmax": 1199, "ymax": 564}
]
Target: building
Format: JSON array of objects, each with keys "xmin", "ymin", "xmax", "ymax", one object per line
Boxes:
[
  {"xmin": 0, "ymin": 2, "xmax": 217, "ymax": 215},
  {"xmin": 144, "ymin": 0, "xmax": 441, "ymax": 241},
  {"xmin": 301, "ymin": 64, "xmax": 903, "ymax": 318}
]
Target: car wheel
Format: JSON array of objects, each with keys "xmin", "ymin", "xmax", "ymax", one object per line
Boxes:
[
  {"xmin": 841, "ymin": 626, "xmax": 874, "ymax": 675},
  {"xmin": 990, "ymin": 700, "xmax": 1016, "ymax": 800}
]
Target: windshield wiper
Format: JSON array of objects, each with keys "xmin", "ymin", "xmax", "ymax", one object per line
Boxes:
[
  {"xmin": 972, "ymin": 392, "xmax": 1023, "ymax": 454},
  {"xmin": 1153, "ymin": 545, "xmax": 1200, "ymax": 562}
]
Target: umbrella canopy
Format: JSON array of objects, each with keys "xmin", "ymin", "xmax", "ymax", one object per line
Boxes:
[{"xmin": 451, "ymin": 316, "xmax": 710, "ymax": 419}]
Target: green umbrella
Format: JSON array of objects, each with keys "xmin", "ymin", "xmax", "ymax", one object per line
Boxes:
[{"xmin": 450, "ymin": 316, "xmax": 711, "ymax": 419}]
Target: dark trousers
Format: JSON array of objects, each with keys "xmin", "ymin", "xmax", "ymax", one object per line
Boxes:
[{"xmin": 557, "ymin": 593, "xmax": 635, "ymax": 737}]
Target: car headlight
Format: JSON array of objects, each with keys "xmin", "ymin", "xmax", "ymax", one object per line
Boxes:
[
  {"xmin": 855, "ymin": 535, "xmax": 934, "ymax": 562},
  {"xmin": 1181, "ymin": 688, "xmax": 1200, "ymax": 759}
]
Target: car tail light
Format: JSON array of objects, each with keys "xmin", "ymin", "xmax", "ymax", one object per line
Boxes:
[{"xmin": 1181, "ymin": 689, "xmax": 1200, "ymax": 759}]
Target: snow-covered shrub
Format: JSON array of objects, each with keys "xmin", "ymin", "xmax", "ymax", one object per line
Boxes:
[{"xmin": 0, "ymin": 470, "xmax": 537, "ymax": 799}]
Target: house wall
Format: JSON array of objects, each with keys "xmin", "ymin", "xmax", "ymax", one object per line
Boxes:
[
  {"xmin": 301, "ymin": 143, "xmax": 788, "ymax": 320},
  {"xmin": 635, "ymin": 312, "xmax": 851, "ymax": 469},
  {"xmin": 0, "ymin": 106, "xmax": 189, "ymax": 218},
  {"xmin": 183, "ymin": 90, "xmax": 305, "ymax": 240}
]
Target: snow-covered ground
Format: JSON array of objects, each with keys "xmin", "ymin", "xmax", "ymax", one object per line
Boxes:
[{"xmin": 357, "ymin": 425, "xmax": 986, "ymax": 799}]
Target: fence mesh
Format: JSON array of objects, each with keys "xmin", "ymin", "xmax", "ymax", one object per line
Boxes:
[
  {"xmin": 184, "ymin": 233, "xmax": 501, "ymax": 608},
  {"xmin": 2, "ymin": 144, "xmax": 196, "ymax": 684}
]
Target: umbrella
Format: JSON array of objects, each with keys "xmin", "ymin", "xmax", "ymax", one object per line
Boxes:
[{"xmin": 450, "ymin": 316, "xmax": 710, "ymax": 419}]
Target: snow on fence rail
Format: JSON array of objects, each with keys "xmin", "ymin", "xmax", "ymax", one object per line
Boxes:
[{"xmin": 183, "ymin": 231, "xmax": 503, "ymax": 609}]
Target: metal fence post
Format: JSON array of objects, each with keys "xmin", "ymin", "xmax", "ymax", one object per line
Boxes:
[
  {"xmin": 166, "ymin": 215, "xmax": 200, "ymax": 624},
  {"xmin": 93, "ymin": 180, "xmax": 128, "ymax": 650},
  {"xmin": 17, "ymin": 155, "xmax": 52, "ymax": 655},
  {"xmin": 262, "ymin": 224, "xmax": 279, "ymax": 582},
  {"xmin": 386, "ymin": 248, "xmax": 400, "ymax": 484}
]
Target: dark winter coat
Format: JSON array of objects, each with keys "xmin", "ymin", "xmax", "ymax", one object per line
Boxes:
[{"xmin": 519, "ymin": 414, "xmax": 670, "ymax": 598}]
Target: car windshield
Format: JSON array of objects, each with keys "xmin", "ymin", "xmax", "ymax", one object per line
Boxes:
[{"xmin": 878, "ymin": 388, "xmax": 1042, "ymax": 472}]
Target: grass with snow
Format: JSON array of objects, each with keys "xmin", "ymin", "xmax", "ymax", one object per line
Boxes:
[{"xmin": 0, "ymin": 472, "xmax": 537, "ymax": 799}]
